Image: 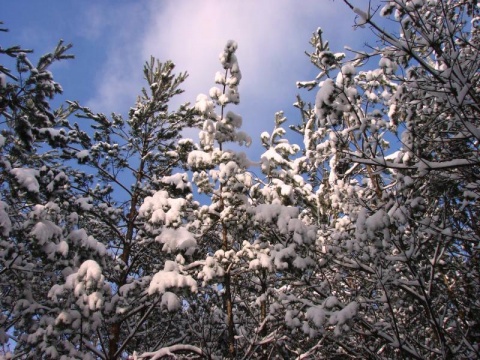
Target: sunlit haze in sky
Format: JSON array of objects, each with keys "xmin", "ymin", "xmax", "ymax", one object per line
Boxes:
[{"xmin": 3, "ymin": 0, "xmax": 375, "ymax": 158}]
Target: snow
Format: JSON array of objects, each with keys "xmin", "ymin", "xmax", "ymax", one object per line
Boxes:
[
  {"xmin": 329, "ymin": 301, "xmax": 358, "ymax": 326},
  {"xmin": 234, "ymin": 130, "xmax": 252, "ymax": 147},
  {"xmin": 38, "ymin": 128, "xmax": 68, "ymax": 142},
  {"xmin": 56, "ymin": 240, "xmax": 69, "ymax": 257},
  {"xmin": 316, "ymin": 79, "xmax": 335, "ymax": 106},
  {"xmin": 342, "ymin": 64, "xmax": 356, "ymax": 75},
  {"xmin": 292, "ymin": 255, "xmax": 314, "ymax": 269},
  {"xmin": 148, "ymin": 269, "xmax": 197, "ymax": 295},
  {"xmin": 353, "ymin": 7, "xmax": 368, "ymax": 21},
  {"xmin": 161, "ymin": 292, "xmax": 181, "ymax": 311},
  {"xmin": 139, "ymin": 191, "xmax": 187, "ymax": 227},
  {"xmin": 217, "ymin": 161, "xmax": 239, "ymax": 181},
  {"xmin": 252, "ymin": 204, "xmax": 299, "ymax": 233},
  {"xmin": 260, "ymin": 148, "xmax": 289, "ymax": 173},
  {"xmin": 364, "ymin": 209, "xmax": 390, "ymax": 239},
  {"xmin": 67, "ymin": 228, "xmax": 107, "ymax": 256},
  {"xmin": 226, "ymin": 75, "xmax": 240, "ymax": 86},
  {"xmin": 187, "ymin": 150, "xmax": 212, "ymax": 168},
  {"xmin": 214, "ymin": 71, "xmax": 226, "ymax": 85},
  {"xmin": 49, "ymin": 260, "xmax": 106, "ymax": 311},
  {"xmin": 75, "ymin": 196, "xmax": 93, "ymax": 211},
  {"xmin": 30, "ymin": 220, "xmax": 62, "ymax": 245},
  {"xmin": 139, "ymin": 345, "xmax": 204, "ymax": 359},
  {"xmin": 271, "ymin": 244, "xmax": 296, "ymax": 270},
  {"xmin": 306, "ymin": 306, "xmax": 326, "ymax": 327},
  {"xmin": 285, "ymin": 309, "xmax": 302, "ymax": 328},
  {"xmin": 10, "ymin": 168, "xmax": 40, "ymax": 193},
  {"xmin": 76, "ymin": 149, "xmax": 90, "ymax": 161},
  {"xmin": 198, "ymin": 256, "xmax": 225, "ymax": 284},
  {"xmin": 336, "ymin": 65, "xmax": 356, "ymax": 86},
  {"xmin": 218, "ymin": 93, "xmax": 230, "ymax": 105},
  {"xmin": 4, "ymin": 11, "xmax": 479, "ymax": 358},
  {"xmin": 209, "ymin": 86, "xmax": 222, "ymax": 99},
  {"xmin": 0, "ymin": 201, "xmax": 12, "ymax": 236},
  {"xmin": 219, "ymin": 41, "xmax": 238, "ymax": 69},
  {"xmin": 160, "ymin": 173, "xmax": 191, "ymax": 192},
  {"xmin": 225, "ymin": 110, "xmax": 242, "ymax": 128},
  {"xmin": 379, "ymin": 57, "xmax": 398, "ymax": 74},
  {"xmin": 55, "ymin": 310, "xmax": 73, "ymax": 326},
  {"xmin": 156, "ymin": 227, "xmax": 197, "ymax": 255},
  {"xmin": 248, "ymin": 252, "xmax": 272, "ymax": 271},
  {"xmin": 76, "ymin": 260, "xmax": 104, "ymax": 290},
  {"xmin": 194, "ymin": 94, "xmax": 214, "ymax": 116},
  {"xmin": 324, "ymin": 296, "xmax": 339, "ymax": 308}
]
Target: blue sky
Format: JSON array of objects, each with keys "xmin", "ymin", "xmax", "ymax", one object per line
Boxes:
[{"xmin": 2, "ymin": 0, "xmax": 375, "ymax": 159}]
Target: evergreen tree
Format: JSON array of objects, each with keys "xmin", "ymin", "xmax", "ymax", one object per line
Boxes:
[
  {"xmin": 274, "ymin": 0, "xmax": 480, "ymax": 357},
  {"xmin": 0, "ymin": 27, "xmax": 109, "ymax": 358},
  {"xmin": 0, "ymin": 26, "xmax": 198, "ymax": 358},
  {"xmin": 2, "ymin": 1, "xmax": 479, "ymax": 358},
  {"xmin": 61, "ymin": 58, "xmax": 197, "ymax": 359},
  {"xmin": 139, "ymin": 40, "xmax": 256, "ymax": 359}
]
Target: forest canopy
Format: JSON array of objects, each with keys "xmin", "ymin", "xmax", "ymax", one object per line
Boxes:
[{"xmin": 1, "ymin": 1, "xmax": 479, "ymax": 359}]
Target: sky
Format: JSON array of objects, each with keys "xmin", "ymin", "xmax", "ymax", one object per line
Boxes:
[{"xmin": 2, "ymin": 0, "xmax": 377, "ymax": 160}]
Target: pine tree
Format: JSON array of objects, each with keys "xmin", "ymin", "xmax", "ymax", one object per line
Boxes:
[
  {"xmin": 63, "ymin": 58, "xmax": 197, "ymax": 359},
  {"xmin": 0, "ymin": 28, "xmax": 109, "ymax": 358},
  {"xmin": 183, "ymin": 40, "xmax": 252, "ymax": 358},
  {"xmin": 2, "ymin": 1, "xmax": 479, "ymax": 357},
  {"xmin": 0, "ymin": 25, "xmax": 199, "ymax": 357},
  {"xmin": 276, "ymin": 0, "xmax": 480, "ymax": 357}
]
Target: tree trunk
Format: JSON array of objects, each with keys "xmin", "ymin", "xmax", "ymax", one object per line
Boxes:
[{"xmin": 107, "ymin": 158, "xmax": 145, "ymax": 359}]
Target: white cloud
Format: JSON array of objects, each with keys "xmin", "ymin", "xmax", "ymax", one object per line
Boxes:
[
  {"xmin": 141, "ymin": 1, "xmax": 327, "ymax": 100},
  {"xmin": 89, "ymin": 1, "xmax": 365, "ymax": 105},
  {"xmin": 86, "ymin": 0, "xmax": 373, "ymax": 154}
]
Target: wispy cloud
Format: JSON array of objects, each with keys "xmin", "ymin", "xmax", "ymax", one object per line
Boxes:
[{"xmin": 86, "ymin": 0, "xmax": 371, "ymax": 153}]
